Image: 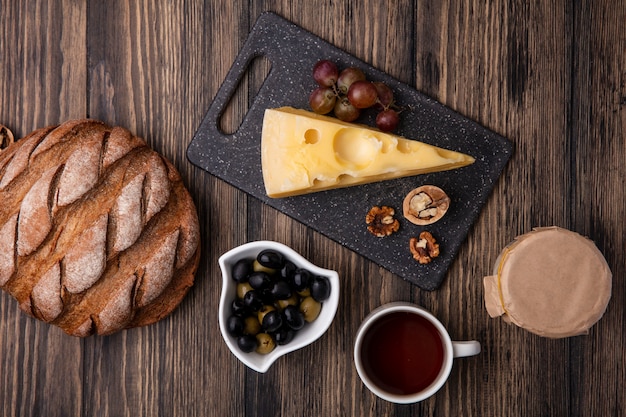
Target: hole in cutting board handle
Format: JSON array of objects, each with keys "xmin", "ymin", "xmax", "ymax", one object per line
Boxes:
[{"xmin": 218, "ymin": 55, "xmax": 272, "ymax": 135}]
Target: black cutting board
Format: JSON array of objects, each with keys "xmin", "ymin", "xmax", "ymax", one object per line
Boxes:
[{"xmin": 187, "ymin": 12, "xmax": 513, "ymax": 290}]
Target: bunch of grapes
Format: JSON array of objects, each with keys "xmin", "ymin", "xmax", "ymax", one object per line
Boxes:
[{"xmin": 308, "ymin": 59, "xmax": 402, "ymax": 132}]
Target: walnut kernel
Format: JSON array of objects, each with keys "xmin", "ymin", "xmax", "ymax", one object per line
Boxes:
[
  {"xmin": 365, "ymin": 205, "xmax": 400, "ymax": 237},
  {"xmin": 403, "ymin": 185, "xmax": 450, "ymax": 225},
  {"xmin": 409, "ymin": 231, "xmax": 440, "ymax": 264}
]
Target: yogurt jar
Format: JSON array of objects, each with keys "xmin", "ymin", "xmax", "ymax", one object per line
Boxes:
[{"xmin": 483, "ymin": 227, "xmax": 612, "ymax": 338}]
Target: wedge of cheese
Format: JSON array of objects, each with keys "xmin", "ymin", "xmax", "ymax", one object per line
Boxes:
[{"xmin": 261, "ymin": 107, "xmax": 475, "ymax": 198}]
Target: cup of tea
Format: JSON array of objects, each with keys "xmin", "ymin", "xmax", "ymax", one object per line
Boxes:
[{"xmin": 354, "ymin": 302, "xmax": 481, "ymax": 404}]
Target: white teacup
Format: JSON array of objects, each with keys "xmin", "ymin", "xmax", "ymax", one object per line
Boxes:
[{"xmin": 354, "ymin": 302, "xmax": 480, "ymax": 404}]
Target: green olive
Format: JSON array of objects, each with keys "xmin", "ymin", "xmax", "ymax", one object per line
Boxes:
[
  {"xmin": 253, "ymin": 259, "xmax": 276, "ymax": 275},
  {"xmin": 255, "ymin": 333, "xmax": 276, "ymax": 354},
  {"xmin": 244, "ymin": 316, "xmax": 261, "ymax": 335},
  {"xmin": 300, "ymin": 296, "xmax": 321, "ymax": 322},
  {"xmin": 236, "ymin": 282, "xmax": 253, "ymax": 299},
  {"xmin": 276, "ymin": 293, "xmax": 299, "ymax": 310},
  {"xmin": 297, "ymin": 288, "xmax": 311, "ymax": 297}
]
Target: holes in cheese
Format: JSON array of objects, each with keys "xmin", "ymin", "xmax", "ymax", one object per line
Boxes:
[
  {"xmin": 261, "ymin": 107, "xmax": 475, "ymax": 198},
  {"xmin": 304, "ymin": 129, "xmax": 320, "ymax": 144},
  {"xmin": 333, "ymin": 128, "xmax": 381, "ymax": 169}
]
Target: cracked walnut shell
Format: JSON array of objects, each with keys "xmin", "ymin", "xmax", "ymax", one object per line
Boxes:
[
  {"xmin": 409, "ymin": 231, "xmax": 440, "ymax": 264},
  {"xmin": 403, "ymin": 185, "xmax": 450, "ymax": 225},
  {"xmin": 366, "ymin": 205, "xmax": 400, "ymax": 237}
]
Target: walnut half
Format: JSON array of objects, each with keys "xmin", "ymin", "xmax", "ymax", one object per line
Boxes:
[
  {"xmin": 365, "ymin": 205, "xmax": 400, "ymax": 237},
  {"xmin": 403, "ymin": 185, "xmax": 450, "ymax": 225},
  {"xmin": 409, "ymin": 231, "xmax": 440, "ymax": 264}
]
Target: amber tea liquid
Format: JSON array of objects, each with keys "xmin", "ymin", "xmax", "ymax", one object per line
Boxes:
[{"xmin": 359, "ymin": 311, "xmax": 445, "ymax": 395}]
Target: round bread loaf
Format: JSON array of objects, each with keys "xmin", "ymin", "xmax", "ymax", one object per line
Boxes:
[{"xmin": 0, "ymin": 119, "xmax": 200, "ymax": 336}]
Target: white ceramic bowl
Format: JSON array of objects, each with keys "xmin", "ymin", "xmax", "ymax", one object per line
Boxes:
[{"xmin": 218, "ymin": 240, "xmax": 340, "ymax": 373}]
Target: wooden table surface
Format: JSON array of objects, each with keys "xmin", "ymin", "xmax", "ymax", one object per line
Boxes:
[{"xmin": 1, "ymin": 1, "xmax": 624, "ymax": 416}]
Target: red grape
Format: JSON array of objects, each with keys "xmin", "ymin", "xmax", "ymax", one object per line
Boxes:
[
  {"xmin": 347, "ymin": 80, "xmax": 378, "ymax": 109},
  {"xmin": 373, "ymin": 82, "xmax": 394, "ymax": 110},
  {"xmin": 334, "ymin": 97, "xmax": 360, "ymax": 122},
  {"xmin": 313, "ymin": 60, "xmax": 339, "ymax": 87},
  {"xmin": 336, "ymin": 67, "xmax": 366, "ymax": 94},
  {"xmin": 307, "ymin": 60, "xmax": 402, "ymax": 131},
  {"xmin": 309, "ymin": 87, "xmax": 337, "ymax": 114},
  {"xmin": 376, "ymin": 109, "xmax": 400, "ymax": 132}
]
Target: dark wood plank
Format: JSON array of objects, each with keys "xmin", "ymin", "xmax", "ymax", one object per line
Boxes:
[
  {"xmin": 414, "ymin": 1, "xmax": 586, "ymax": 416},
  {"xmin": 0, "ymin": 2, "xmax": 87, "ymax": 417},
  {"xmin": 0, "ymin": 1, "xmax": 87, "ymax": 134},
  {"xmin": 0, "ymin": 0, "xmax": 624, "ymax": 416},
  {"xmin": 83, "ymin": 1, "xmax": 253, "ymax": 415},
  {"xmin": 209, "ymin": 3, "xmax": 416, "ymax": 417},
  {"xmin": 570, "ymin": 2, "xmax": 626, "ymax": 416}
]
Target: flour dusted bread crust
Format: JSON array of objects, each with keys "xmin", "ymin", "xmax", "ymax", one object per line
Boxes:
[{"xmin": 0, "ymin": 120, "xmax": 200, "ymax": 336}]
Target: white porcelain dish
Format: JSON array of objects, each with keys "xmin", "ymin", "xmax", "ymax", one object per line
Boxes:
[{"xmin": 218, "ymin": 240, "xmax": 340, "ymax": 373}]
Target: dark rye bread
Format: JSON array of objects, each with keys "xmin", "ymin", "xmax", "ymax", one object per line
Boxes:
[{"xmin": 0, "ymin": 120, "xmax": 200, "ymax": 336}]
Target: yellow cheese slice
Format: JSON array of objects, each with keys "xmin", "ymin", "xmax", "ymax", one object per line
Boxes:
[{"xmin": 261, "ymin": 107, "xmax": 475, "ymax": 198}]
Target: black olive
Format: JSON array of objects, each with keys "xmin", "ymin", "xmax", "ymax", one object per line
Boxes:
[
  {"xmin": 243, "ymin": 290, "xmax": 263, "ymax": 312},
  {"xmin": 232, "ymin": 259, "xmax": 252, "ymax": 283},
  {"xmin": 283, "ymin": 305, "xmax": 305, "ymax": 330},
  {"xmin": 279, "ymin": 260, "xmax": 297, "ymax": 280},
  {"xmin": 227, "ymin": 315, "xmax": 245, "ymax": 337},
  {"xmin": 270, "ymin": 280, "xmax": 292, "ymax": 300},
  {"xmin": 231, "ymin": 299, "xmax": 249, "ymax": 316},
  {"xmin": 257, "ymin": 305, "xmax": 276, "ymax": 324},
  {"xmin": 310, "ymin": 276, "xmax": 331, "ymax": 302},
  {"xmin": 261, "ymin": 310, "xmax": 283, "ymax": 333},
  {"xmin": 248, "ymin": 271, "xmax": 272, "ymax": 290},
  {"xmin": 237, "ymin": 334, "xmax": 257, "ymax": 353},
  {"xmin": 257, "ymin": 249, "xmax": 285, "ymax": 269},
  {"xmin": 257, "ymin": 287, "xmax": 273, "ymax": 304},
  {"xmin": 273, "ymin": 326, "xmax": 296, "ymax": 346},
  {"xmin": 231, "ymin": 250, "xmax": 328, "ymax": 354},
  {"xmin": 291, "ymin": 268, "xmax": 312, "ymax": 292}
]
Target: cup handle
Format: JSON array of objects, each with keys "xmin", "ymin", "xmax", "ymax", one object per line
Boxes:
[{"xmin": 452, "ymin": 341, "xmax": 481, "ymax": 358}]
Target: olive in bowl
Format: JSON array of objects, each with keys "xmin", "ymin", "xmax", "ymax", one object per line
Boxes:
[{"xmin": 218, "ymin": 240, "xmax": 340, "ymax": 373}]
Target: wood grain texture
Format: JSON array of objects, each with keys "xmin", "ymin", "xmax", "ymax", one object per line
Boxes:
[{"xmin": 0, "ymin": 0, "xmax": 624, "ymax": 416}]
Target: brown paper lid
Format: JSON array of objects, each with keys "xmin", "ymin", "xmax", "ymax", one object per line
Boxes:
[{"xmin": 484, "ymin": 226, "xmax": 612, "ymax": 338}]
